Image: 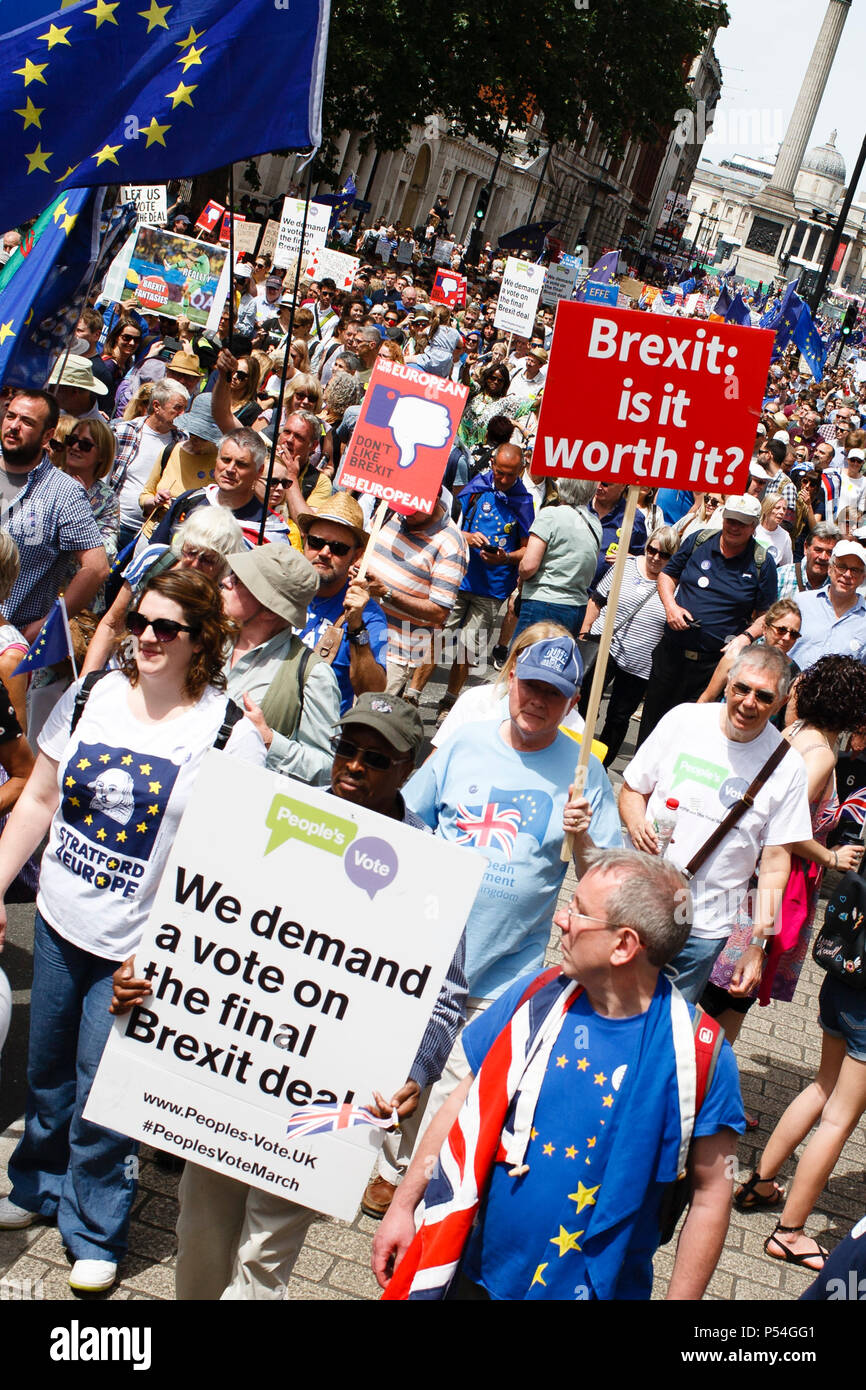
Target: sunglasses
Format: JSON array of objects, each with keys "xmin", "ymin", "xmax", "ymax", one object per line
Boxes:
[
  {"xmin": 331, "ymin": 736, "xmax": 407, "ymax": 771},
  {"xmin": 306, "ymin": 534, "xmax": 353, "ymax": 558},
  {"xmin": 768, "ymin": 622, "xmax": 801, "ymax": 638},
  {"xmin": 67, "ymin": 435, "xmax": 96, "ymax": 454},
  {"xmin": 231, "ymin": 370, "xmax": 249, "ymax": 380},
  {"xmin": 127, "ymin": 612, "xmax": 198, "ymax": 642},
  {"xmin": 644, "ymin": 545, "xmax": 669, "ymax": 559},
  {"xmin": 118, "ymin": 333, "xmax": 140, "ymax": 343},
  {"xmin": 730, "ymin": 681, "xmax": 776, "ymax": 707}
]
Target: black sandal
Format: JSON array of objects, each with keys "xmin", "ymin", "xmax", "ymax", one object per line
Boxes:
[
  {"xmin": 764, "ymin": 1222, "xmax": 828, "ymax": 1270},
  {"xmin": 733, "ymin": 1171, "xmax": 785, "ymax": 1211}
]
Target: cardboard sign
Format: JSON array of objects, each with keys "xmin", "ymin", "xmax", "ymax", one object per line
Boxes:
[
  {"xmin": 304, "ymin": 246, "xmax": 358, "ymax": 292},
  {"xmin": 85, "ymin": 756, "xmax": 482, "ymax": 1221},
  {"xmin": 493, "ymin": 258, "xmax": 546, "ymax": 336},
  {"xmin": 533, "ymin": 302, "xmax": 774, "ymax": 491},
  {"xmin": 430, "ymin": 268, "xmax": 467, "ymax": 307},
  {"xmin": 234, "ymin": 221, "xmax": 261, "ymax": 257},
  {"xmin": 122, "ymin": 226, "xmax": 227, "ymax": 327},
  {"xmin": 195, "ymin": 200, "xmax": 225, "ymax": 235},
  {"xmin": 541, "ymin": 262, "xmax": 578, "ymax": 307},
  {"xmin": 273, "ymin": 197, "xmax": 331, "ymax": 270},
  {"xmin": 119, "ymin": 185, "xmax": 167, "ymax": 227},
  {"xmin": 219, "ymin": 211, "xmax": 245, "ymax": 245},
  {"xmin": 335, "ymin": 358, "xmax": 468, "ymax": 515},
  {"xmin": 260, "ymin": 218, "xmax": 281, "ymax": 259}
]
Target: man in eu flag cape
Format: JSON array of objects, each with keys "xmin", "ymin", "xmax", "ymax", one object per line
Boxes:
[{"xmin": 373, "ymin": 850, "xmax": 744, "ymax": 1300}]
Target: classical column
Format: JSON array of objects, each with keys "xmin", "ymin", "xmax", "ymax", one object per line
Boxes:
[{"xmin": 766, "ymin": 0, "xmax": 851, "ymax": 198}]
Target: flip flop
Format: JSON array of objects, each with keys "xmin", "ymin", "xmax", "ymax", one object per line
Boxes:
[
  {"xmin": 733, "ymin": 1172, "xmax": 785, "ymax": 1211},
  {"xmin": 764, "ymin": 1224, "xmax": 828, "ymax": 1271}
]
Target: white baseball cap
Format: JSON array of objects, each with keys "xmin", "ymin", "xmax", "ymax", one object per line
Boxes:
[
  {"xmin": 722, "ymin": 494, "xmax": 761, "ymax": 522},
  {"xmin": 832, "ymin": 540, "xmax": 866, "ymax": 567}
]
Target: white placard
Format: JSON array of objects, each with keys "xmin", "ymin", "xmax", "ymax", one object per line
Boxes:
[
  {"xmin": 99, "ymin": 230, "xmax": 137, "ymax": 303},
  {"xmin": 120, "ymin": 185, "xmax": 167, "ymax": 227},
  {"xmin": 304, "ymin": 246, "xmax": 359, "ymax": 291},
  {"xmin": 541, "ymin": 262, "xmax": 578, "ymax": 307},
  {"xmin": 273, "ymin": 197, "xmax": 331, "ymax": 270},
  {"xmin": 433, "ymin": 238, "xmax": 456, "ymax": 267},
  {"xmin": 85, "ymin": 755, "xmax": 483, "ymax": 1220},
  {"xmin": 493, "ymin": 258, "xmax": 546, "ymax": 336}
]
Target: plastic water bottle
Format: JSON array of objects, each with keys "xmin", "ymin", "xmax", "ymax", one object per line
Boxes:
[{"xmin": 653, "ymin": 798, "xmax": 679, "ymax": 859}]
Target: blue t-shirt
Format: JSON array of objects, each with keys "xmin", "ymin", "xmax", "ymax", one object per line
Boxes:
[
  {"xmin": 460, "ymin": 483, "xmax": 531, "ymax": 601},
  {"xmin": 404, "ymin": 721, "xmax": 621, "ymax": 997},
  {"xmin": 655, "ymin": 489, "xmax": 695, "ymax": 525},
  {"xmin": 299, "ymin": 588, "xmax": 389, "ymax": 715},
  {"xmin": 460, "ymin": 973, "xmax": 744, "ymax": 1300}
]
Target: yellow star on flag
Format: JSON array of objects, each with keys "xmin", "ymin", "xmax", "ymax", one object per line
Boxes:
[
  {"xmin": 175, "ymin": 23, "xmax": 205, "ymax": 47},
  {"xmin": 555, "ymin": 1054, "xmax": 567, "ymax": 1068},
  {"xmin": 565, "ymin": 1145, "xmax": 578, "ymax": 1160},
  {"xmin": 139, "ymin": 763, "xmax": 152, "ymax": 775},
  {"xmin": 116, "ymin": 830, "xmax": 127, "ymax": 843},
  {"xmin": 549, "ymin": 1226, "xmax": 583, "ymax": 1257},
  {"xmin": 14, "ymin": 97, "xmax": 44, "ymax": 129},
  {"xmin": 138, "ymin": 0, "xmax": 172, "ymax": 31},
  {"xmin": 84, "ymin": 814, "xmax": 93, "ymax": 825},
  {"xmin": 141, "ymin": 116, "xmax": 170, "ymax": 148},
  {"xmin": 587, "ymin": 1136, "xmax": 596, "ymax": 1148},
  {"xmin": 530, "ymin": 1263, "xmax": 547, "ymax": 1289},
  {"xmin": 148, "ymin": 803, "xmax": 159, "ymax": 815},
  {"xmin": 98, "ymin": 753, "xmax": 111, "ymax": 763},
  {"xmin": 65, "ymin": 776, "xmax": 75, "ymax": 787},
  {"xmin": 68, "ymin": 797, "xmax": 80, "ymax": 807},
  {"xmin": 0, "ymin": 321, "xmax": 14, "ymax": 345},
  {"xmin": 60, "ymin": 209, "xmax": 76, "ymax": 231},
  {"xmin": 529, "ymin": 1126, "xmax": 538, "ymax": 1141},
  {"xmin": 55, "ymin": 162, "xmax": 80, "ymax": 183},
  {"xmin": 149, "ymin": 781, "xmax": 161, "ymax": 793},
  {"xmin": 85, "ymin": 0, "xmax": 119, "ymax": 27},
  {"xmin": 602, "ymin": 1094, "xmax": 613, "ymax": 1108},
  {"xmin": 94, "ymin": 143, "xmax": 122, "ymax": 166},
  {"xmin": 568, "ymin": 1181, "xmax": 600, "ymax": 1214},
  {"xmin": 165, "ymin": 80, "xmax": 197, "ymax": 108},
  {"xmin": 14, "ymin": 59, "xmax": 49, "ymax": 87},
  {"xmin": 593, "ymin": 1072, "xmax": 607, "ymax": 1086},
  {"xmin": 136, "ymin": 822, "xmax": 147, "ymax": 833},
  {"xmin": 177, "ymin": 43, "xmax": 205, "ymax": 72},
  {"xmin": 96, "ymin": 828, "xmax": 106, "ymax": 840},
  {"xmin": 542, "ymin": 1142, "xmax": 555, "ymax": 1156},
  {"xmin": 52, "ymin": 198, "xmax": 69, "ymax": 223},
  {"xmin": 121, "ymin": 754, "xmax": 133, "ymax": 765},
  {"xmin": 38, "ymin": 23, "xmax": 72, "ymax": 47},
  {"xmin": 77, "ymin": 757, "xmax": 91, "ymax": 770},
  {"xmin": 576, "ymin": 1057, "xmax": 589, "ymax": 1071}
]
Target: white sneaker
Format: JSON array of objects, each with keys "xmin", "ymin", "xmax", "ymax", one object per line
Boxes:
[
  {"xmin": 69, "ymin": 1259, "xmax": 117, "ymax": 1293},
  {"xmin": 0, "ymin": 1196, "xmax": 36, "ymax": 1229}
]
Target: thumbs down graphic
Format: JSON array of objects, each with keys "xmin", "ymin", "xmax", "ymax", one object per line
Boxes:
[{"xmin": 365, "ymin": 384, "xmax": 452, "ymax": 469}]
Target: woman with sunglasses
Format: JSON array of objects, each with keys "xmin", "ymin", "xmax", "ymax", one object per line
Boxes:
[
  {"xmin": 697, "ymin": 598, "xmax": 802, "ymax": 709},
  {"xmin": 101, "ymin": 320, "xmax": 142, "ymax": 415},
  {"xmin": 227, "ymin": 355, "xmax": 262, "ymax": 427},
  {"xmin": 0, "ymin": 569, "xmax": 265, "ymax": 1292},
  {"xmin": 458, "ymin": 361, "xmax": 529, "ymax": 452},
  {"xmin": 53, "ymin": 415, "xmax": 120, "ymax": 583}
]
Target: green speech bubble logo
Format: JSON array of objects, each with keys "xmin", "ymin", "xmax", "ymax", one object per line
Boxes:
[
  {"xmin": 670, "ymin": 753, "xmax": 726, "ymax": 795},
  {"xmin": 265, "ymin": 795, "xmax": 358, "ymax": 857}
]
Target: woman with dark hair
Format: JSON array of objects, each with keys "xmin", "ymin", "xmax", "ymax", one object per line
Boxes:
[
  {"xmin": 101, "ymin": 319, "xmax": 143, "ymax": 413},
  {"xmin": 458, "ymin": 361, "xmax": 530, "ymax": 451},
  {"xmin": 704, "ymin": 655, "xmax": 866, "ymax": 1054},
  {"xmin": 0, "ymin": 569, "xmax": 265, "ymax": 1293},
  {"xmin": 228, "ymin": 355, "xmax": 262, "ymax": 427}
]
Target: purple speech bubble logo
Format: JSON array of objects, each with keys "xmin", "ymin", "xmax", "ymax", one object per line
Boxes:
[{"xmin": 344, "ymin": 836, "xmax": 398, "ymax": 900}]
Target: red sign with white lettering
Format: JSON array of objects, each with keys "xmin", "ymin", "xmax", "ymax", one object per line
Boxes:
[
  {"xmin": 533, "ymin": 303, "xmax": 774, "ymax": 492},
  {"xmin": 195, "ymin": 199, "xmax": 225, "ymax": 234}
]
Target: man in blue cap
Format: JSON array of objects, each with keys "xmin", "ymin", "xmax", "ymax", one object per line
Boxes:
[{"xmin": 361, "ymin": 634, "xmax": 622, "ymax": 1219}]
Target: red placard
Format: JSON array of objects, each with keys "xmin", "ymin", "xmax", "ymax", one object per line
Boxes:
[
  {"xmin": 430, "ymin": 268, "xmax": 467, "ymax": 307},
  {"xmin": 195, "ymin": 199, "xmax": 225, "ymax": 234},
  {"xmin": 219, "ymin": 211, "xmax": 245, "ymax": 244},
  {"xmin": 533, "ymin": 303, "xmax": 774, "ymax": 492},
  {"xmin": 335, "ymin": 359, "xmax": 468, "ymax": 515}
]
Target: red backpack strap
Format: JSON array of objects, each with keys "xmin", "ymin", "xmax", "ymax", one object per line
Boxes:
[{"xmin": 692, "ymin": 1007, "xmax": 724, "ymax": 1114}]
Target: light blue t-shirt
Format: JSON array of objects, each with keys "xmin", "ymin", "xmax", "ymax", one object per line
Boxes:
[{"xmin": 404, "ymin": 720, "xmax": 621, "ymax": 998}]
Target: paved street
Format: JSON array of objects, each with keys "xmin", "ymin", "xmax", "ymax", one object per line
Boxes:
[{"xmin": 2, "ymin": 683, "xmax": 864, "ymax": 1303}]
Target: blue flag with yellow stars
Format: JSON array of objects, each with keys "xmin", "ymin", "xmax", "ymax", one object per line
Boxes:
[
  {"xmin": 59, "ymin": 740, "xmax": 180, "ymax": 876},
  {"xmin": 724, "ymin": 292, "xmax": 751, "ymax": 327},
  {"xmin": 1, "ymin": 0, "xmax": 331, "ymax": 231},
  {"xmin": 12, "ymin": 597, "xmax": 73, "ymax": 675},
  {"xmin": 792, "ymin": 298, "xmax": 827, "ymax": 380}
]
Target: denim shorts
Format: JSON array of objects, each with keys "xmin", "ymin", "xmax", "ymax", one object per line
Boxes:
[{"xmin": 818, "ymin": 975, "xmax": 866, "ymax": 1062}]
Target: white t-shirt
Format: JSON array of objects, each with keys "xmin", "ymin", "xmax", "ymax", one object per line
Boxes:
[
  {"xmin": 118, "ymin": 422, "xmax": 174, "ymax": 528},
  {"xmin": 623, "ymin": 703, "xmax": 812, "ymax": 938},
  {"xmin": 433, "ymin": 685, "xmax": 584, "ymax": 748},
  {"xmin": 38, "ymin": 672, "xmax": 266, "ymax": 960},
  {"xmin": 755, "ymin": 524, "xmax": 793, "ymax": 567}
]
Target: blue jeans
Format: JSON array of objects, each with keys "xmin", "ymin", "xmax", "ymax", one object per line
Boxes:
[
  {"xmin": 664, "ymin": 935, "xmax": 726, "ymax": 1005},
  {"xmin": 8, "ymin": 912, "xmax": 137, "ymax": 1262},
  {"xmin": 512, "ymin": 599, "xmax": 586, "ymax": 644}
]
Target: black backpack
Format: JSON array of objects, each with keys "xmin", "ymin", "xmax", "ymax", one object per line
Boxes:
[{"xmin": 813, "ymin": 869, "xmax": 866, "ymax": 989}]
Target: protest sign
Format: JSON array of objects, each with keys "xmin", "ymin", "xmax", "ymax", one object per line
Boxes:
[
  {"xmin": 119, "ymin": 185, "xmax": 167, "ymax": 227},
  {"xmin": 122, "ymin": 226, "xmax": 227, "ymax": 327},
  {"xmin": 532, "ymin": 302, "xmax": 774, "ymax": 492},
  {"xmin": 376, "ymin": 234, "xmax": 393, "ymax": 263},
  {"xmin": 260, "ymin": 219, "xmax": 281, "ymax": 259},
  {"xmin": 541, "ymin": 262, "xmax": 578, "ymax": 307},
  {"xmin": 433, "ymin": 238, "xmax": 457, "ymax": 267},
  {"xmin": 195, "ymin": 200, "xmax": 224, "ymax": 236},
  {"xmin": 493, "ymin": 258, "xmax": 546, "ymax": 336},
  {"xmin": 335, "ymin": 357, "xmax": 468, "ymax": 515},
  {"xmin": 304, "ymin": 246, "xmax": 358, "ymax": 292},
  {"xmin": 430, "ymin": 268, "xmax": 467, "ymax": 307},
  {"xmin": 583, "ymin": 281, "xmax": 619, "ymax": 306},
  {"xmin": 234, "ymin": 221, "xmax": 261, "ymax": 257},
  {"xmin": 85, "ymin": 756, "xmax": 482, "ymax": 1221},
  {"xmin": 219, "ymin": 211, "xmax": 244, "ymax": 245},
  {"xmin": 273, "ymin": 197, "xmax": 331, "ymax": 270},
  {"xmin": 619, "ymin": 276, "xmax": 644, "ymax": 300},
  {"xmin": 100, "ymin": 230, "xmax": 137, "ymax": 304}
]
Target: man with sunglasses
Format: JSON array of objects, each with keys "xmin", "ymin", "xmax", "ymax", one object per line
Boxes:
[
  {"xmin": 297, "ymin": 494, "xmax": 389, "ymax": 713},
  {"xmin": 622, "ymin": 645, "xmax": 811, "ymax": 1004}
]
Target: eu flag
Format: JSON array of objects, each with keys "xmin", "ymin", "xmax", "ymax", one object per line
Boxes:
[
  {"xmin": 725, "ymin": 292, "xmax": 751, "ymax": 327},
  {"xmin": 1, "ymin": 0, "xmax": 331, "ymax": 230},
  {"xmin": 713, "ymin": 286, "xmax": 732, "ymax": 317},
  {"xmin": 12, "ymin": 598, "xmax": 74, "ymax": 675},
  {"xmin": 792, "ymin": 300, "xmax": 827, "ymax": 380}
]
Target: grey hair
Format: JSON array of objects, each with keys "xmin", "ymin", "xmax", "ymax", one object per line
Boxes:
[
  {"xmin": 809, "ymin": 521, "xmax": 842, "ymax": 544},
  {"xmin": 219, "ymin": 428, "xmax": 266, "ymax": 470},
  {"xmin": 0, "ymin": 531, "xmax": 20, "ymax": 605},
  {"xmin": 286, "ymin": 409, "xmax": 322, "ymax": 443},
  {"xmin": 556, "ymin": 479, "xmax": 596, "ymax": 508},
  {"xmin": 647, "ymin": 524, "xmax": 679, "ymax": 557},
  {"xmin": 728, "ymin": 643, "xmax": 791, "ymax": 700},
  {"xmin": 581, "ymin": 848, "xmax": 693, "ymax": 966},
  {"xmin": 324, "ymin": 372, "xmax": 362, "ymax": 411},
  {"xmin": 171, "ymin": 507, "xmax": 245, "ymax": 570},
  {"xmin": 152, "ymin": 379, "xmax": 189, "ymax": 408}
]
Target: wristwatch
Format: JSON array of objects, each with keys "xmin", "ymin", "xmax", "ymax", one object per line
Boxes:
[
  {"xmin": 382, "ymin": 586, "xmax": 394, "ymax": 606},
  {"xmin": 347, "ymin": 624, "xmax": 370, "ymax": 646}
]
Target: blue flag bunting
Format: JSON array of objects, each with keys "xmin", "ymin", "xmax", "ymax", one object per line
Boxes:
[
  {"xmin": 1, "ymin": 0, "xmax": 330, "ymax": 230},
  {"xmin": 12, "ymin": 598, "xmax": 74, "ymax": 676}
]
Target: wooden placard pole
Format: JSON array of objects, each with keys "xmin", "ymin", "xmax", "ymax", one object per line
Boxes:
[
  {"xmin": 353, "ymin": 497, "xmax": 389, "ymax": 582},
  {"xmin": 560, "ymin": 483, "xmax": 639, "ymax": 863}
]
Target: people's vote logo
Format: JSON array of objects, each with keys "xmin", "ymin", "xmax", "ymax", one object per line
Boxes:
[
  {"xmin": 364, "ymin": 383, "xmax": 451, "ymax": 469},
  {"xmin": 718, "ymin": 776, "xmax": 749, "ymax": 809},
  {"xmin": 61, "ymin": 743, "xmax": 179, "ymax": 857},
  {"xmin": 264, "ymin": 796, "xmax": 399, "ymax": 899}
]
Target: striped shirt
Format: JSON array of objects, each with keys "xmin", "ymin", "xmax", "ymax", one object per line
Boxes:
[
  {"xmin": 371, "ymin": 506, "xmax": 468, "ymax": 663},
  {"xmin": 589, "ymin": 556, "xmax": 667, "ymax": 679}
]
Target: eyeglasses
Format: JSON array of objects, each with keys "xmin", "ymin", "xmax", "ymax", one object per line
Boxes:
[
  {"xmin": 645, "ymin": 545, "xmax": 670, "ymax": 559},
  {"xmin": 331, "ymin": 736, "xmax": 407, "ymax": 771},
  {"xmin": 67, "ymin": 435, "xmax": 96, "ymax": 454},
  {"xmin": 306, "ymin": 533, "xmax": 353, "ymax": 558},
  {"xmin": 730, "ymin": 681, "xmax": 777, "ymax": 707},
  {"xmin": 767, "ymin": 622, "xmax": 801, "ymax": 638},
  {"xmin": 127, "ymin": 612, "xmax": 198, "ymax": 642},
  {"xmin": 180, "ymin": 545, "xmax": 220, "ymax": 570}
]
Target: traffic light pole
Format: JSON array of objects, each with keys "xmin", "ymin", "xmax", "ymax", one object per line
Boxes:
[
  {"xmin": 808, "ymin": 128, "xmax": 866, "ymax": 314},
  {"xmin": 466, "ymin": 122, "xmax": 510, "ymax": 264}
]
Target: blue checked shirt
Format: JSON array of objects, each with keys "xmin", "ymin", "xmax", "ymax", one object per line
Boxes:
[{"xmin": 1, "ymin": 453, "xmax": 105, "ymax": 627}]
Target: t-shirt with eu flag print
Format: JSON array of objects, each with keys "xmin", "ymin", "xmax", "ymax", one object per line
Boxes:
[
  {"xmin": 404, "ymin": 719, "xmax": 621, "ymax": 999},
  {"xmin": 458, "ymin": 471, "xmax": 534, "ymax": 602},
  {"xmin": 37, "ymin": 672, "xmax": 265, "ymax": 961}
]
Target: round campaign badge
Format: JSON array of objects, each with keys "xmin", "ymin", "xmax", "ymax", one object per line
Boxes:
[
  {"xmin": 698, "ymin": 576, "xmax": 710, "ymax": 588},
  {"xmin": 700, "ymin": 559, "xmax": 711, "ymax": 571},
  {"xmin": 719, "ymin": 776, "xmax": 750, "ymax": 809}
]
